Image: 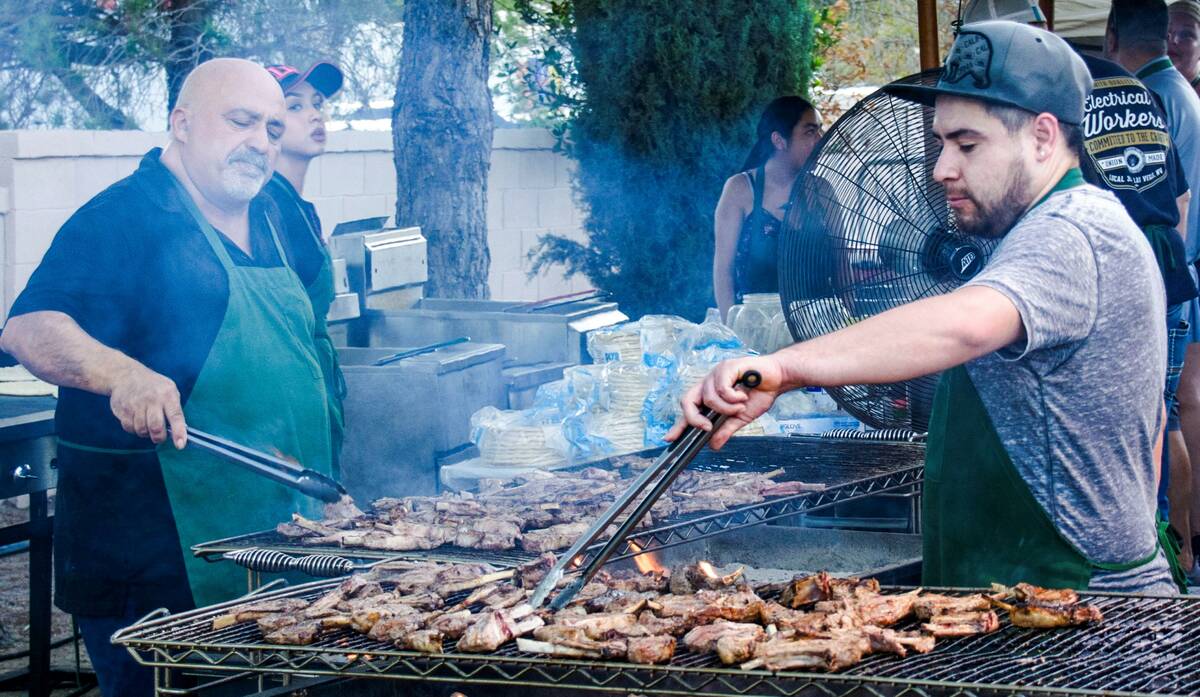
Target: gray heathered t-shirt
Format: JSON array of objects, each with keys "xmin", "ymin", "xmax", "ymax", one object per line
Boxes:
[
  {"xmin": 1139, "ymin": 59, "xmax": 1200, "ymax": 262},
  {"xmin": 963, "ymin": 183, "xmax": 1176, "ymax": 595}
]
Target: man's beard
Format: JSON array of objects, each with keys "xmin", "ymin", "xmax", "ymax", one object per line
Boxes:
[
  {"xmin": 220, "ymin": 146, "xmax": 269, "ymax": 201},
  {"xmin": 951, "ymin": 165, "xmax": 1033, "ymax": 240}
]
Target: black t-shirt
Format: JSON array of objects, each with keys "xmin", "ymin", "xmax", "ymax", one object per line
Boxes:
[
  {"xmin": 261, "ymin": 172, "xmax": 326, "ymax": 290},
  {"xmin": 1078, "ymin": 54, "xmax": 1198, "ymax": 306},
  {"xmin": 6, "ymin": 149, "xmax": 322, "ymax": 615}
]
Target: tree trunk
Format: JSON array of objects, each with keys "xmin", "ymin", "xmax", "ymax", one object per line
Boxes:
[
  {"xmin": 392, "ymin": 0, "xmax": 493, "ymax": 299},
  {"xmin": 165, "ymin": 0, "xmax": 216, "ymax": 114}
]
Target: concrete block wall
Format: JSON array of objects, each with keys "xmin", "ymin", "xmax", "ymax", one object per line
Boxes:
[{"xmin": 0, "ymin": 127, "xmax": 588, "ymax": 316}]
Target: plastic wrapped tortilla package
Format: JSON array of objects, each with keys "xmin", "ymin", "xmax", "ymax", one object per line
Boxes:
[
  {"xmin": 469, "ymin": 406, "xmax": 569, "ymax": 468},
  {"xmin": 678, "ymin": 308, "xmax": 744, "ymax": 355},
  {"xmin": 605, "ymin": 361, "xmax": 662, "ymax": 415},
  {"xmin": 532, "ymin": 364, "xmax": 609, "ymax": 418},
  {"xmin": 587, "ymin": 322, "xmax": 642, "ymax": 363},
  {"xmin": 588, "ymin": 410, "xmax": 647, "ymax": 454},
  {"xmin": 637, "ymin": 315, "xmax": 691, "ymax": 370}
]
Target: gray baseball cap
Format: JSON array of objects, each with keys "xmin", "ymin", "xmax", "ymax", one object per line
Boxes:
[{"xmin": 883, "ymin": 20, "xmax": 1093, "ymax": 125}]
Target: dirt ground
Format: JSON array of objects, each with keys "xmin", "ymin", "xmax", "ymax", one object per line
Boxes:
[{"xmin": 0, "ymin": 496, "xmax": 98, "ymax": 696}]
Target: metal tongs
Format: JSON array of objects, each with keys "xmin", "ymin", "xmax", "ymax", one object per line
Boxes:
[
  {"xmin": 530, "ymin": 370, "xmax": 762, "ymax": 609},
  {"xmin": 182, "ymin": 427, "xmax": 347, "ymax": 503}
]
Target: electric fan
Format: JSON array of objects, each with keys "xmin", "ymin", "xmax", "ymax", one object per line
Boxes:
[{"xmin": 779, "ymin": 69, "xmax": 996, "ymax": 432}]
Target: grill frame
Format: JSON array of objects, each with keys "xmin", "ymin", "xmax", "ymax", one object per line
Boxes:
[
  {"xmin": 113, "ymin": 576, "xmax": 1200, "ymax": 697},
  {"xmin": 193, "ymin": 436, "xmax": 926, "ymax": 573}
]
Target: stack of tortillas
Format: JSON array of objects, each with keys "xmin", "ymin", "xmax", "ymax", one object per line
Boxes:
[
  {"xmin": 589, "ymin": 329, "xmax": 642, "ymax": 363},
  {"xmin": 477, "ymin": 423, "xmax": 564, "ymax": 468},
  {"xmin": 606, "ymin": 362, "xmax": 657, "ymax": 414},
  {"xmin": 590, "ymin": 411, "xmax": 646, "ymax": 453}
]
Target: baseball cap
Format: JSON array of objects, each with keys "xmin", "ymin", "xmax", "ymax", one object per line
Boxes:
[
  {"xmin": 962, "ymin": 0, "xmax": 1046, "ymax": 23},
  {"xmin": 1170, "ymin": 0, "xmax": 1200, "ymax": 24},
  {"xmin": 265, "ymin": 62, "xmax": 344, "ymax": 98},
  {"xmin": 882, "ymin": 20, "xmax": 1093, "ymax": 125}
]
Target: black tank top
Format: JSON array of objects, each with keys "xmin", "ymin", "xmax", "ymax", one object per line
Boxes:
[{"xmin": 734, "ymin": 165, "xmax": 784, "ymax": 300}]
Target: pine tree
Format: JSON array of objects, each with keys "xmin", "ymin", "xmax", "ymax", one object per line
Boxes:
[{"xmin": 532, "ymin": 0, "xmax": 813, "ymax": 320}]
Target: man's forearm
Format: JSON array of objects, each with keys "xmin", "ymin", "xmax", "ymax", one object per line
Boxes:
[
  {"xmin": 775, "ymin": 286, "xmax": 1023, "ymax": 391},
  {"xmin": 0, "ymin": 311, "xmax": 144, "ymax": 396}
]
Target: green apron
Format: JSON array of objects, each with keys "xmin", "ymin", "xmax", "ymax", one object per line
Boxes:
[
  {"xmin": 158, "ymin": 189, "xmax": 333, "ymax": 606},
  {"xmin": 288, "ymin": 195, "xmax": 346, "ymax": 475},
  {"xmin": 923, "ymin": 168, "xmax": 1176, "ymax": 590}
]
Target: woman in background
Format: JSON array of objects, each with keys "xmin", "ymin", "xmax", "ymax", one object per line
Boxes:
[
  {"xmin": 262, "ymin": 61, "xmax": 348, "ymax": 470},
  {"xmin": 713, "ymin": 96, "xmax": 822, "ymax": 321}
]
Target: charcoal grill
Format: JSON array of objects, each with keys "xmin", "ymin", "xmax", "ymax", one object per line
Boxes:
[
  {"xmin": 113, "ymin": 575, "xmax": 1200, "ymax": 697},
  {"xmin": 192, "ymin": 436, "xmax": 925, "ymax": 580}
]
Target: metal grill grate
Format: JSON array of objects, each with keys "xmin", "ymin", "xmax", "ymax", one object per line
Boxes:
[
  {"xmin": 193, "ymin": 436, "xmax": 926, "ymax": 572},
  {"xmin": 113, "ymin": 579, "xmax": 1200, "ymax": 697}
]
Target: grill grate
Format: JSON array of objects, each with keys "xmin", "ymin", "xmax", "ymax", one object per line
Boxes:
[
  {"xmin": 113, "ymin": 579, "xmax": 1200, "ymax": 697},
  {"xmin": 193, "ymin": 436, "xmax": 926, "ymax": 572}
]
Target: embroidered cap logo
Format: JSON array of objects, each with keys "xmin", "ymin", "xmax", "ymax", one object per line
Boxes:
[{"xmin": 943, "ymin": 32, "xmax": 994, "ymax": 89}]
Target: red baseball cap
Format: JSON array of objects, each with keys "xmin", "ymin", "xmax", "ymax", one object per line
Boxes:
[{"xmin": 265, "ymin": 62, "xmax": 344, "ymax": 98}]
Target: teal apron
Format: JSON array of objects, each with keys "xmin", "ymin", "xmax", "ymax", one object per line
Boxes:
[
  {"xmin": 923, "ymin": 168, "xmax": 1184, "ymax": 590},
  {"xmin": 283, "ymin": 191, "xmax": 346, "ymax": 475},
  {"xmin": 157, "ymin": 188, "xmax": 334, "ymax": 606}
]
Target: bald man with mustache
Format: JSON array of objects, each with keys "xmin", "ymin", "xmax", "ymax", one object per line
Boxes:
[{"xmin": 0, "ymin": 58, "xmax": 337, "ymax": 697}]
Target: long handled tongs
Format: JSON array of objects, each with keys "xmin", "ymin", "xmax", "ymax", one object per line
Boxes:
[
  {"xmin": 530, "ymin": 370, "xmax": 761, "ymax": 609},
  {"xmin": 182, "ymin": 427, "xmax": 347, "ymax": 503}
]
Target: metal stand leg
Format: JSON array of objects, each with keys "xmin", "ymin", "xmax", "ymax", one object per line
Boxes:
[{"xmin": 28, "ymin": 489, "xmax": 51, "ymax": 697}]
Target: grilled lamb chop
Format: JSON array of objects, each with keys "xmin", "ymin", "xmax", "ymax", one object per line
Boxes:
[
  {"xmin": 742, "ymin": 632, "xmax": 870, "ymax": 672},
  {"xmin": 632, "ymin": 611, "xmax": 693, "ymax": 637},
  {"xmin": 864, "ymin": 627, "xmax": 936, "ymax": 657},
  {"xmin": 351, "ymin": 603, "xmax": 419, "ymax": 634},
  {"xmin": 627, "ymin": 635, "xmax": 676, "ymax": 664},
  {"xmin": 682, "ymin": 621, "xmax": 765, "ymax": 655},
  {"xmin": 515, "ymin": 553, "xmax": 558, "ymax": 589},
  {"xmin": 600, "ymin": 569, "xmax": 672, "ymax": 593},
  {"xmin": 275, "ymin": 522, "xmax": 315, "ymax": 539},
  {"xmin": 458, "ymin": 604, "xmax": 545, "ymax": 653},
  {"xmin": 520, "ymin": 522, "xmax": 592, "ymax": 553},
  {"xmin": 323, "ymin": 495, "xmax": 364, "ymax": 520},
  {"xmin": 426, "ymin": 610, "xmax": 474, "ymax": 639},
  {"xmin": 211, "ymin": 598, "xmax": 311, "ymax": 630},
  {"xmin": 455, "ymin": 517, "xmax": 523, "ymax": 550},
  {"xmin": 761, "ymin": 481, "xmax": 827, "ymax": 497},
  {"xmin": 655, "ymin": 590, "xmax": 765, "ymax": 624},
  {"xmin": 406, "ymin": 629, "xmax": 445, "ymax": 653},
  {"xmin": 913, "ymin": 594, "xmax": 992, "ymax": 620},
  {"xmin": 368, "ymin": 613, "xmax": 424, "ymax": 643},
  {"xmin": 264, "ymin": 619, "xmax": 323, "ymax": 645},
  {"xmin": 256, "ymin": 614, "xmax": 301, "ymax": 634},
  {"xmin": 817, "ymin": 589, "xmax": 920, "ymax": 627},
  {"xmin": 480, "ymin": 586, "xmax": 528, "ymax": 610},
  {"xmin": 552, "ymin": 611, "xmax": 638, "ymax": 640},
  {"xmin": 778, "ymin": 572, "xmax": 832, "ymax": 608},
  {"xmin": 921, "ymin": 610, "xmax": 1001, "ymax": 637},
  {"xmin": 998, "ymin": 602, "xmax": 1104, "ymax": 628},
  {"xmin": 531, "ymin": 625, "xmax": 628, "ymax": 659},
  {"xmin": 583, "ymin": 589, "xmax": 656, "ymax": 614}
]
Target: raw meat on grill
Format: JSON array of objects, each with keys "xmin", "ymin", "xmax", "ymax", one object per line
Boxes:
[{"xmin": 627, "ymin": 635, "xmax": 677, "ymax": 664}]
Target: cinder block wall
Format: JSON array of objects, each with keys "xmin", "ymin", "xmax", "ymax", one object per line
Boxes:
[{"xmin": 0, "ymin": 127, "xmax": 589, "ymax": 316}]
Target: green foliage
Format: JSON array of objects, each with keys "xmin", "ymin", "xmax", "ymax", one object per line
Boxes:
[{"xmin": 530, "ymin": 0, "xmax": 813, "ymax": 321}]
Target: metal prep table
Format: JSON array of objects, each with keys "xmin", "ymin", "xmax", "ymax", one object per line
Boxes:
[{"xmin": 0, "ymin": 394, "xmax": 94, "ymax": 696}]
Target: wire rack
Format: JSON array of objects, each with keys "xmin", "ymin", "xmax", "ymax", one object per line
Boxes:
[
  {"xmin": 113, "ymin": 578, "xmax": 1200, "ymax": 697},
  {"xmin": 192, "ymin": 436, "xmax": 926, "ymax": 574}
]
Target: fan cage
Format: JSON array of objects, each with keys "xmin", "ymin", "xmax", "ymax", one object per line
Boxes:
[{"xmin": 779, "ymin": 69, "xmax": 995, "ymax": 431}]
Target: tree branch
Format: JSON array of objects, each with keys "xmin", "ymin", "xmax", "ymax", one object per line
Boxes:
[{"xmin": 52, "ymin": 66, "xmax": 135, "ymax": 129}]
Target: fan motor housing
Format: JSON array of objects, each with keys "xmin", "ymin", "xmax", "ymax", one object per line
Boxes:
[{"xmin": 923, "ymin": 231, "xmax": 986, "ymax": 282}]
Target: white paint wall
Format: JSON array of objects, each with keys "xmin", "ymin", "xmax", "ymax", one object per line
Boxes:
[{"xmin": 0, "ymin": 127, "xmax": 589, "ymax": 316}]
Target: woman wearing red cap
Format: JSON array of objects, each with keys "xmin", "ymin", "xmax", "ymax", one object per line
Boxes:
[{"xmin": 263, "ymin": 61, "xmax": 348, "ymax": 470}]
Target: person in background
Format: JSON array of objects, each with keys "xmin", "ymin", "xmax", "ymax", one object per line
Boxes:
[
  {"xmin": 971, "ymin": 0, "xmax": 1199, "ymax": 581},
  {"xmin": 263, "ymin": 61, "xmax": 347, "ymax": 471},
  {"xmin": 1108, "ymin": 0, "xmax": 1200, "ymax": 579},
  {"xmin": 713, "ymin": 97, "xmax": 822, "ymax": 321},
  {"xmin": 1169, "ymin": 0, "xmax": 1200, "ymax": 97}
]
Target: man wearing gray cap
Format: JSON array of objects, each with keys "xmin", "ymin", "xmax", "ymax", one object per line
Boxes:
[{"xmin": 673, "ymin": 21, "xmax": 1178, "ymax": 594}]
